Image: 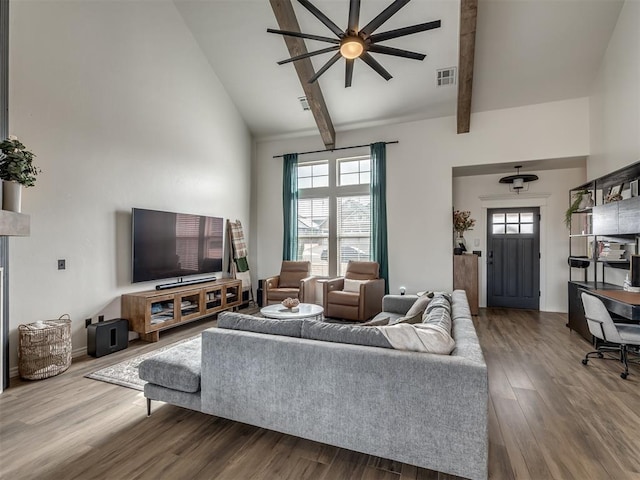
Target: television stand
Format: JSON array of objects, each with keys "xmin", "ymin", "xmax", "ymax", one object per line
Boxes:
[
  {"xmin": 122, "ymin": 278, "xmax": 241, "ymax": 342},
  {"xmin": 156, "ymin": 276, "xmax": 217, "ymax": 290}
]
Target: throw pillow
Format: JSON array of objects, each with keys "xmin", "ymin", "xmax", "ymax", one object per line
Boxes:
[
  {"xmin": 389, "ymin": 294, "xmax": 432, "ymax": 325},
  {"xmin": 343, "ymin": 278, "xmax": 367, "ymax": 293},
  {"xmin": 406, "ymin": 294, "xmax": 433, "ymax": 316}
]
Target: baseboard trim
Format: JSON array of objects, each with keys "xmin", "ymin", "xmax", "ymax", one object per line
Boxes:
[{"xmin": 10, "ymin": 346, "xmax": 88, "ymax": 379}]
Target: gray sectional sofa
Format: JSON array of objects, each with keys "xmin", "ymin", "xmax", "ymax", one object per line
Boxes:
[{"xmin": 139, "ymin": 289, "xmax": 488, "ymax": 480}]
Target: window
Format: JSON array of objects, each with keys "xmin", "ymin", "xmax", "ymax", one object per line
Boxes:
[
  {"xmin": 338, "ymin": 157, "xmax": 370, "ymax": 186},
  {"xmin": 298, "ymin": 198, "xmax": 329, "ymax": 276},
  {"xmin": 297, "ymin": 156, "xmax": 371, "ymax": 276},
  {"xmin": 491, "ymin": 212, "xmax": 535, "ymax": 235},
  {"xmin": 298, "ymin": 162, "xmax": 328, "ymax": 188}
]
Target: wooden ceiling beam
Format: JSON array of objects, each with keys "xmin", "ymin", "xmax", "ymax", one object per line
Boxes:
[
  {"xmin": 269, "ymin": 0, "xmax": 336, "ymax": 149},
  {"xmin": 457, "ymin": 0, "xmax": 477, "ymax": 134}
]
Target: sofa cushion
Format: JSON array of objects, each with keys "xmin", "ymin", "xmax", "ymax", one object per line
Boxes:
[
  {"xmin": 265, "ymin": 288, "xmax": 300, "ymax": 302},
  {"xmin": 360, "ymin": 316, "xmax": 391, "ymax": 326},
  {"xmin": 301, "ymin": 320, "xmax": 392, "ymax": 349},
  {"xmin": 138, "ymin": 338, "xmax": 201, "ymax": 393},
  {"xmin": 326, "ymin": 290, "xmax": 360, "ymax": 306},
  {"xmin": 218, "ymin": 312, "xmax": 303, "ymax": 337}
]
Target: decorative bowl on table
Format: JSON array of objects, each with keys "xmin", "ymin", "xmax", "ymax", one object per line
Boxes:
[{"xmin": 281, "ymin": 298, "xmax": 300, "ymax": 312}]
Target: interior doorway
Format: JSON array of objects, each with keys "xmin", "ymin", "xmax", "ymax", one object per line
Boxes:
[{"xmin": 486, "ymin": 207, "xmax": 540, "ymax": 309}]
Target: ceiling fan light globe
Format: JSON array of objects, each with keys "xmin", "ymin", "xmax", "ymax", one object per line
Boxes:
[{"xmin": 340, "ymin": 37, "xmax": 364, "ymax": 59}]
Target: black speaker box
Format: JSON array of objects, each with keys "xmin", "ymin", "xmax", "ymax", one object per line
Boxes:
[
  {"xmin": 631, "ymin": 255, "xmax": 640, "ymax": 287},
  {"xmin": 88, "ymin": 318, "xmax": 129, "ymax": 358},
  {"xmin": 257, "ymin": 279, "xmax": 265, "ymax": 307}
]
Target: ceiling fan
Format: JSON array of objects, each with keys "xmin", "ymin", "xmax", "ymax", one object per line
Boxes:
[{"xmin": 268, "ymin": 0, "xmax": 441, "ymax": 87}]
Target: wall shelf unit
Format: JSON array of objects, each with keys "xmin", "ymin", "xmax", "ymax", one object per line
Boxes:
[
  {"xmin": 122, "ymin": 278, "xmax": 241, "ymax": 342},
  {"xmin": 568, "ymin": 161, "xmax": 640, "ymax": 341}
]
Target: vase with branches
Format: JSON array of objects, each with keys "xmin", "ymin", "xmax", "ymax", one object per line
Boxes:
[{"xmin": 453, "ymin": 210, "xmax": 476, "ymax": 254}]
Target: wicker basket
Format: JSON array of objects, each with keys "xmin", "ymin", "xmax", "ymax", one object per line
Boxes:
[{"xmin": 18, "ymin": 314, "xmax": 72, "ymax": 380}]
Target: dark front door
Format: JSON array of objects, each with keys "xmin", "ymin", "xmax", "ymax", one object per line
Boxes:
[{"xmin": 487, "ymin": 207, "xmax": 540, "ymax": 309}]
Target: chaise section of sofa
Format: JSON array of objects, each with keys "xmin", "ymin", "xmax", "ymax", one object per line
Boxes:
[{"xmin": 199, "ymin": 290, "xmax": 488, "ymax": 480}]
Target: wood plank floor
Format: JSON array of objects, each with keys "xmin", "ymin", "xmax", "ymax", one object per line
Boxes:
[{"xmin": 1, "ymin": 307, "xmax": 639, "ymax": 480}]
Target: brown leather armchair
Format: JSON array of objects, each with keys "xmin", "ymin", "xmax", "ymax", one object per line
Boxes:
[
  {"xmin": 263, "ymin": 261, "xmax": 315, "ymax": 305},
  {"xmin": 323, "ymin": 261, "xmax": 385, "ymax": 322}
]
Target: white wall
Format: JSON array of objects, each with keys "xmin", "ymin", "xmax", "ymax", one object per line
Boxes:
[
  {"xmin": 589, "ymin": 0, "xmax": 640, "ymax": 178},
  {"xmin": 453, "ymin": 167, "xmax": 586, "ymax": 312},
  {"xmin": 253, "ymin": 98, "xmax": 590, "ymax": 299},
  {"xmin": 8, "ymin": 1, "xmax": 252, "ymax": 371}
]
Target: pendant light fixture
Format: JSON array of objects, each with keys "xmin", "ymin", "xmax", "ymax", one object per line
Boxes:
[{"xmin": 499, "ymin": 166, "xmax": 539, "ymax": 194}]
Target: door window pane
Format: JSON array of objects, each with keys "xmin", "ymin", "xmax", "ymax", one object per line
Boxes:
[
  {"xmin": 520, "ymin": 212, "xmax": 534, "ymax": 223},
  {"xmin": 492, "ymin": 213, "xmax": 505, "ymax": 223}
]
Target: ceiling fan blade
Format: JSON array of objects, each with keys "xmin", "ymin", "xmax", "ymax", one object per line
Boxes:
[
  {"xmin": 360, "ymin": 52, "xmax": 392, "ymax": 81},
  {"xmin": 297, "ymin": 0, "xmax": 344, "ymax": 38},
  {"xmin": 360, "ymin": 0, "xmax": 411, "ymax": 37},
  {"xmin": 347, "ymin": 0, "xmax": 361, "ymax": 33},
  {"xmin": 369, "ymin": 20, "xmax": 441, "ymax": 43},
  {"xmin": 345, "ymin": 58, "xmax": 354, "ymax": 87},
  {"xmin": 267, "ymin": 28, "xmax": 340, "ymax": 45},
  {"xmin": 368, "ymin": 44, "xmax": 425, "ymax": 61},
  {"xmin": 308, "ymin": 52, "xmax": 343, "ymax": 84},
  {"xmin": 277, "ymin": 46, "xmax": 340, "ymax": 65}
]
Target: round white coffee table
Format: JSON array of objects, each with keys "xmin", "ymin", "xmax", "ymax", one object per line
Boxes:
[{"xmin": 260, "ymin": 303, "xmax": 324, "ymax": 320}]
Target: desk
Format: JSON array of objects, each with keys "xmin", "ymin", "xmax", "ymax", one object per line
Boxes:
[{"xmin": 590, "ymin": 290, "xmax": 640, "ymax": 322}]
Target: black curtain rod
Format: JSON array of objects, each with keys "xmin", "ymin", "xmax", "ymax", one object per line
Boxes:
[{"xmin": 273, "ymin": 140, "xmax": 398, "ymax": 158}]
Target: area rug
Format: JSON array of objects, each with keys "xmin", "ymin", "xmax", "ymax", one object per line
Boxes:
[{"xmin": 85, "ymin": 335, "xmax": 198, "ymax": 391}]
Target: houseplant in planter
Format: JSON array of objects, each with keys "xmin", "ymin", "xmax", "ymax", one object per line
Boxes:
[
  {"xmin": 564, "ymin": 189, "xmax": 593, "ymax": 229},
  {"xmin": 0, "ymin": 135, "xmax": 40, "ymax": 212}
]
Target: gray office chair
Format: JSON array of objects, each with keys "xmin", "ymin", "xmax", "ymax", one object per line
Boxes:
[{"xmin": 581, "ymin": 292, "xmax": 640, "ymax": 379}]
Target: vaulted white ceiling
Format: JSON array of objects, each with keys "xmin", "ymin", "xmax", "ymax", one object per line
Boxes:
[{"xmin": 173, "ymin": 0, "xmax": 624, "ymax": 142}]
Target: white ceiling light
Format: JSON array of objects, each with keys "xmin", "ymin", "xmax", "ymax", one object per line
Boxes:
[{"xmin": 499, "ymin": 166, "xmax": 539, "ymax": 194}]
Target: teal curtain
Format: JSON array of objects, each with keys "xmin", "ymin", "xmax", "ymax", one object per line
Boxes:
[
  {"xmin": 370, "ymin": 142, "xmax": 389, "ymax": 294},
  {"xmin": 282, "ymin": 153, "xmax": 299, "ymax": 260}
]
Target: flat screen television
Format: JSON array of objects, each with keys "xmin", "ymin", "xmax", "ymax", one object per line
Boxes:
[{"xmin": 131, "ymin": 208, "xmax": 224, "ymax": 283}]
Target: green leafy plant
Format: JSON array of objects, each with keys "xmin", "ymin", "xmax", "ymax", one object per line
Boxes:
[
  {"xmin": 0, "ymin": 135, "xmax": 40, "ymax": 187},
  {"xmin": 564, "ymin": 190, "xmax": 589, "ymax": 228}
]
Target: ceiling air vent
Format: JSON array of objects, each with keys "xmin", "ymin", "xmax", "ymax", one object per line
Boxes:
[
  {"xmin": 298, "ymin": 96, "xmax": 311, "ymax": 111},
  {"xmin": 436, "ymin": 67, "xmax": 456, "ymax": 87}
]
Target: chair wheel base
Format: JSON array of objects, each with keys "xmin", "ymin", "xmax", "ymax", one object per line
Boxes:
[
  {"xmin": 582, "ymin": 359, "xmax": 589, "ymax": 365},
  {"xmin": 621, "ymin": 372, "xmax": 628, "ymax": 379}
]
